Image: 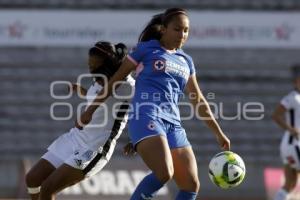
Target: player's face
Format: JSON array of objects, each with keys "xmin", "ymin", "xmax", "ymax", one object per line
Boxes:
[
  {"xmin": 88, "ymin": 55, "xmax": 104, "ymax": 73},
  {"xmin": 161, "ymin": 14, "xmax": 189, "ymax": 49},
  {"xmin": 294, "ymin": 77, "xmax": 300, "ymax": 91}
]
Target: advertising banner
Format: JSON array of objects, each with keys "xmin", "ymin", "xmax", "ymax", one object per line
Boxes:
[
  {"xmin": 20, "ymin": 157, "xmax": 172, "ymax": 200},
  {"xmin": 0, "ymin": 10, "xmax": 299, "ymax": 48},
  {"xmin": 264, "ymin": 167, "xmax": 300, "ymax": 200}
]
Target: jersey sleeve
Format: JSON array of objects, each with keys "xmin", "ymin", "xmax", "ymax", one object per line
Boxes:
[
  {"xmin": 280, "ymin": 92, "xmax": 295, "ymax": 110},
  {"xmin": 185, "ymin": 55, "xmax": 196, "ymax": 76},
  {"xmin": 189, "ymin": 58, "xmax": 196, "ymax": 76},
  {"xmin": 113, "ymin": 75, "xmax": 135, "ymax": 101},
  {"xmin": 127, "ymin": 42, "xmax": 146, "ymax": 66}
]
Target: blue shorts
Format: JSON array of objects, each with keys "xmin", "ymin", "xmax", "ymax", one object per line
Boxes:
[{"xmin": 128, "ymin": 115, "xmax": 191, "ymax": 149}]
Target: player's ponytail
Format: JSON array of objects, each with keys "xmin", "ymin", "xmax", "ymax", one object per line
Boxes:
[
  {"xmin": 114, "ymin": 43, "xmax": 128, "ymax": 62},
  {"xmin": 88, "ymin": 41, "xmax": 128, "ymax": 80},
  {"xmin": 292, "ymin": 64, "xmax": 300, "ymax": 80},
  {"xmin": 138, "ymin": 13, "xmax": 164, "ymax": 42},
  {"xmin": 138, "ymin": 8, "xmax": 187, "ymax": 42}
]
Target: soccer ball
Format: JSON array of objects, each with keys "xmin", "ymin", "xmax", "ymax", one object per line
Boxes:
[{"xmin": 208, "ymin": 151, "xmax": 246, "ymax": 189}]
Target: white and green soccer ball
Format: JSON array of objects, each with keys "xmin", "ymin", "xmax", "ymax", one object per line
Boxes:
[{"xmin": 208, "ymin": 151, "xmax": 246, "ymax": 189}]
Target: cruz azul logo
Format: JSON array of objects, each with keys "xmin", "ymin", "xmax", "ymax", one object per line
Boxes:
[
  {"xmin": 153, "ymin": 59, "xmax": 190, "ymax": 80},
  {"xmin": 153, "ymin": 60, "xmax": 165, "ymax": 71}
]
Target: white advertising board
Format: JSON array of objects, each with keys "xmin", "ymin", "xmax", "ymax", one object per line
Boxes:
[{"xmin": 0, "ymin": 10, "xmax": 299, "ymax": 48}]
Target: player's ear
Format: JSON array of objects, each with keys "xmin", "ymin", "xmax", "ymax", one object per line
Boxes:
[{"xmin": 160, "ymin": 26, "xmax": 166, "ymax": 34}]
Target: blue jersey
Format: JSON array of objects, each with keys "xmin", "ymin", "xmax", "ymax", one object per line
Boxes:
[{"xmin": 128, "ymin": 40, "xmax": 196, "ymax": 125}]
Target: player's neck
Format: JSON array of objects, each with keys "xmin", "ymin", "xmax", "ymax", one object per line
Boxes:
[{"xmin": 159, "ymin": 39, "xmax": 176, "ymax": 52}]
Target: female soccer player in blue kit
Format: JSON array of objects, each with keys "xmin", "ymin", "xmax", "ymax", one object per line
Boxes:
[{"xmin": 77, "ymin": 8, "xmax": 230, "ymax": 200}]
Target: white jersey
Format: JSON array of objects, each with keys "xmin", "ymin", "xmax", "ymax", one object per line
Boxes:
[
  {"xmin": 45, "ymin": 75, "xmax": 135, "ymax": 177},
  {"xmin": 281, "ymin": 90, "xmax": 300, "ymax": 133},
  {"xmin": 74, "ymin": 75, "xmax": 135, "ymax": 150},
  {"xmin": 280, "ymin": 90, "xmax": 300, "ymax": 170}
]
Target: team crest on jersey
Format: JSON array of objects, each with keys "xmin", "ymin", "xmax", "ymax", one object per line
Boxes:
[
  {"xmin": 153, "ymin": 60, "xmax": 165, "ymax": 71},
  {"xmin": 147, "ymin": 121, "xmax": 156, "ymax": 130}
]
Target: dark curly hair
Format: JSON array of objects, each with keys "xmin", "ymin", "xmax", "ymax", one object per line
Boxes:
[
  {"xmin": 89, "ymin": 41, "xmax": 127, "ymax": 80},
  {"xmin": 292, "ymin": 64, "xmax": 300, "ymax": 80}
]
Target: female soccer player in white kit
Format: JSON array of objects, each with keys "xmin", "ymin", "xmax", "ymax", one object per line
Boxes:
[
  {"xmin": 273, "ymin": 65, "xmax": 300, "ymax": 200},
  {"xmin": 25, "ymin": 41, "xmax": 135, "ymax": 200}
]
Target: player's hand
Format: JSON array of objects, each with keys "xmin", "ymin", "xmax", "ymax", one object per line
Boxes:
[
  {"xmin": 216, "ymin": 132, "xmax": 230, "ymax": 151},
  {"xmin": 68, "ymin": 83, "xmax": 87, "ymax": 97},
  {"xmin": 288, "ymin": 127, "xmax": 300, "ymax": 139},
  {"xmin": 75, "ymin": 110, "xmax": 93, "ymax": 130},
  {"xmin": 123, "ymin": 142, "xmax": 136, "ymax": 156}
]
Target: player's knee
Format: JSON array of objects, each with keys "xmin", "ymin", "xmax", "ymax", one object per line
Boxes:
[
  {"xmin": 284, "ymin": 179, "xmax": 297, "ymax": 191},
  {"xmin": 25, "ymin": 171, "xmax": 32, "ymax": 185},
  {"xmin": 154, "ymin": 165, "xmax": 174, "ymax": 183},
  {"xmin": 25, "ymin": 170, "xmax": 38, "ymax": 186},
  {"xmin": 25, "ymin": 170, "xmax": 43, "ymax": 195},
  {"xmin": 180, "ymin": 176, "xmax": 200, "ymax": 192},
  {"xmin": 40, "ymin": 181, "xmax": 54, "ymax": 197},
  {"xmin": 288, "ymin": 181, "xmax": 297, "ymax": 191}
]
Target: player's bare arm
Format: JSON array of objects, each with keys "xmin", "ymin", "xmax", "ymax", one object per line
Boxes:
[
  {"xmin": 272, "ymin": 104, "xmax": 300, "ymax": 138},
  {"xmin": 185, "ymin": 74, "xmax": 230, "ymax": 150},
  {"xmin": 76, "ymin": 57, "xmax": 135, "ymax": 128}
]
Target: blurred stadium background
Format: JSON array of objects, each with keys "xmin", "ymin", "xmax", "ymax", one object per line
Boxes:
[{"xmin": 1, "ymin": 0, "xmax": 300, "ymax": 199}]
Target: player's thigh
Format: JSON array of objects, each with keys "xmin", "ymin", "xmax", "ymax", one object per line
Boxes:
[
  {"xmin": 26, "ymin": 158, "xmax": 56, "ymax": 186},
  {"xmin": 171, "ymin": 146, "xmax": 199, "ymax": 192},
  {"xmin": 40, "ymin": 163, "xmax": 84, "ymax": 194},
  {"xmin": 136, "ymin": 135, "xmax": 174, "ymax": 180}
]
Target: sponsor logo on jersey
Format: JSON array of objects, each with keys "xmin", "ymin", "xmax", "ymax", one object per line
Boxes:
[
  {"xmin": 165, "ymin": 60, "xmax": 190, "ymax": 80},
  {"xmin": 178, "ymin": 56, "xmax": 187, "ymax": 65},
  {"xmin": 153, "ymin": 59, "xmax": 190, "ymax": 80},
  {"xmin": 75, "ymin": 159, "xmax": 82, "ymax": 167},
  {"xmin": 152, "ymin": 50, "xmax": 160, "ymax": 54},
  {"xmin": 82, "ymin": 150, "xmax": 94, "ymax": 161}
]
